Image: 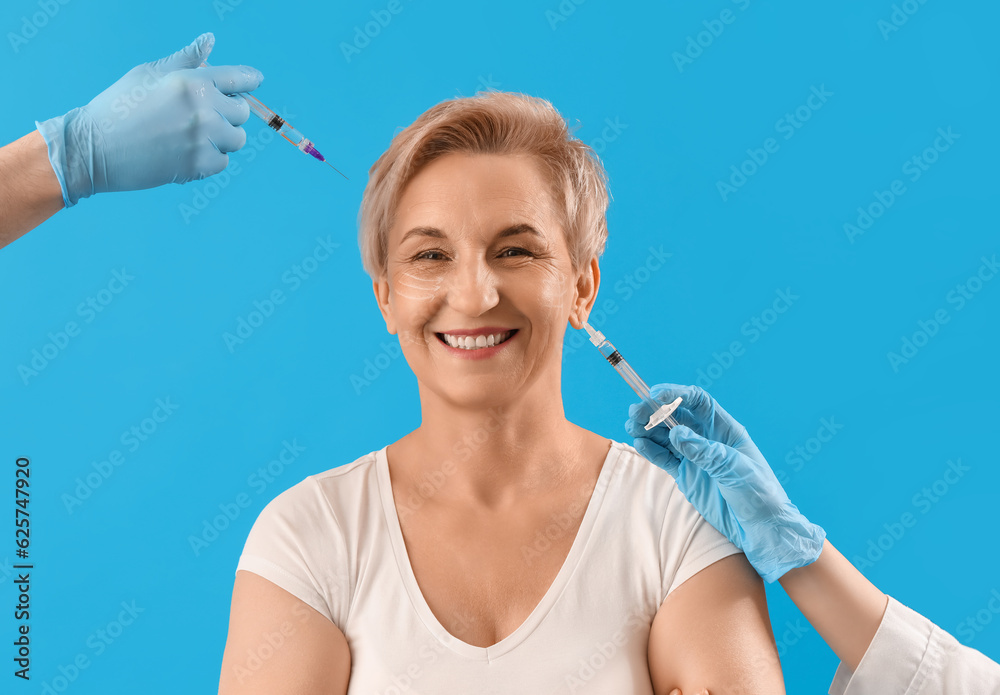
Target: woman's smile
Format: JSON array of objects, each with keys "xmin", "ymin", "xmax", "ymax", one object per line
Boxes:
[{"xmin": 434, "ymin": 328, "xmax": 520, "ymax": 360}]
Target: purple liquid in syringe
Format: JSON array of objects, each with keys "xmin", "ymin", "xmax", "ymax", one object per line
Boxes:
[{"xmin": 301, "ymin": 141, "xmax": 325, "ymax": 161}]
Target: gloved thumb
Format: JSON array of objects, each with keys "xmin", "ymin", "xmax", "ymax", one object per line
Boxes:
[
  {"xmin": 147, "ymin": 32, "xmax": 214, "ymax": 75},
  {"xmin": 668, "ymin": 425, "xmax": 734, "ymax": 479}
]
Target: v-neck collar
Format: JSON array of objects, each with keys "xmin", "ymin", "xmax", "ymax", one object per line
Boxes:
[{"xmin": 375, "ymin": 441, "xmax": 623, "ymax": 661}]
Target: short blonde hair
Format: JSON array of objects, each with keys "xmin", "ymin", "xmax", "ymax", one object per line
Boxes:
[{"xmin": 357, "ymin": 91, "xmax": 611, "ymax": 280}]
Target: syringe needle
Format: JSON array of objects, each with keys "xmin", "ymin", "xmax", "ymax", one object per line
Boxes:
[{"xmin": 325, "ymin": 160, "xmax": 349, "ymax": 180}]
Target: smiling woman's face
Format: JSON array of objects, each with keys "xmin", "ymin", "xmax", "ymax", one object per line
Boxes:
[{"xmin": 373, "ymin": 152, "xmax": 598, "ymax": 410}]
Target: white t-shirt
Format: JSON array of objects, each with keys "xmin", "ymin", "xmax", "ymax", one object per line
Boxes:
[{"xmin": 236, "ymin": 439, "xmax": 742, "ymax": 694}]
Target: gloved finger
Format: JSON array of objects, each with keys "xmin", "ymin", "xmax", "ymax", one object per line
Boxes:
[
  {"xmin": 627, "ymin": 398, "xmax": 654, "ymax": 423},
  {"xmin": 186, "ymin": 149, "xmax": 229, "ymax": 183},
  {"xmin": 200, "ymin": 64, "xmax": 265, "ymax": 95},
  {"xmin": 670, "ymin": 426, "xmax": 773, "ymax": 506},
  {"xmin": 629, "ymin": 384, "xmax": 706, "ymax": 430},
  {"xmin": 213, "ymin": 92, "xmax": 251, "ymax": 127},
  {"xmin": 626, "ymin": 401, "xmax": 706, "ymax": 453},
  {"xmin": 667, "ymin": 425, "xmax": 741, "ymax": 480},
  {"xmin": 626, "ymin": 400, "xmax": 690, "ymax": 437},
  {"xmin": 148, "ymin": 33, "xmax": 215, "ymax": 76},
  {"xmin": 654, "ymin": 404, "xmax": 702, "ymax": 434},
  {"xmin": 207, "ymin": 122, "xmax": 248, "ymax": 155},
  {"xmin": 626, "ymin": 404, "xmax": 654, "ymax": 434},
  {"xmin": 649, "ymin": 383, "xmax": 749, "ymax": 445},
  {"xmin": 665, "ymin": 403, "xmax": 762, "ymax": 461},
  {"xmin": 624, "ymin": 416, "xmax": 672, "ymax": 450},
  {"xmin": 627, "ymin": 383, "xmax": 695, "ymax": 422},
  {"xmin": 648, "ymin": 383, "xmax": 717, "ymax": 424},
  {"xmin": 633, "ymin": 437, "xmax": 681, "ymax": 477}
]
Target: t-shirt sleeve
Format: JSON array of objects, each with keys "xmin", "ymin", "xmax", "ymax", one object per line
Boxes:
[
  {"xmin": 235, "ymin": 477, "xmax": 351, "ymax": 629},
  {"xmin": 658, "ymin": 483, "xmax": 744, "ymax": 602}
]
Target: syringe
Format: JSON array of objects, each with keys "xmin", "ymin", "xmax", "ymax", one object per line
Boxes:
[
  {"xmin": 582, "ymin": 321, "xmax": 682, "ymax": 431},
  {"xmin": 201, "ymin": 61, "xmax": 348, "ymax": 179}
]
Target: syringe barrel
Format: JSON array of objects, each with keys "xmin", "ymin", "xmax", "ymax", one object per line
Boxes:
[
  {"xmin": 245, "ymin": 95, "xmax": 275, "ymax": 126},
  {"xmin": 594, "ymin": 339, "xmax": 619, "ymax": 362},
  {"xmin": 610, "ymin": 353, "xmax": 660, "ymax": 412},
  {"xmin": 244, "ymin": 93, "xmax": 306, "ymax": 146}
]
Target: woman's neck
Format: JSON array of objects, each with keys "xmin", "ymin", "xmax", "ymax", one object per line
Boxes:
[{"xmin": 388, "ymin": 389, "xmax": 600, "ymax": 509}]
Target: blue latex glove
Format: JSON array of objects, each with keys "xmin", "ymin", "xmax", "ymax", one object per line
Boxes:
[
  {"xmin": 624, "ymin": 383, "xmax": 826, "ymax": 583},
  {"xmin": 35, "ymin": 32, "xmax": 263, "ymax": 207}
]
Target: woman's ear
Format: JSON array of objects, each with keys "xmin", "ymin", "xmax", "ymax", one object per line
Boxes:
[
  {"xmin": 372, "ymin": 277, "xmax": 398, "ymax": 335},
  {"xmin": 568, "ymin": 256, "xmax": 600, "ymax": 329}
]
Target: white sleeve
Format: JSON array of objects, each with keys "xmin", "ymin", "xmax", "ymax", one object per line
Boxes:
[
  {"xmin": 235, "ymin": 477, "xmax": 352, "ymax": 630},
  {"xmin": 828, "ymin": 595, "xmax": 1000, "ymax": 695},
  {"xmin": 659, "ymin": 483, "xmax": 744, "ymax": 600}
]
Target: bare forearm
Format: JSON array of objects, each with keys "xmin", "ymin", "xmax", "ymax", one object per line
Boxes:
[
  {"xmin": 778, "ymin": 540, "xmax": 888, "ymax": 672},
  {"xmin": 0, "ymin": 130, "xmax": 64, "ymax": 249}
]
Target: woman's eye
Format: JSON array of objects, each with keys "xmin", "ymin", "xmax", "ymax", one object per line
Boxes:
[
  {"xmin": 499, "ymin": 247, "xmax": 532, "ymax": 258},
  {"xmin": 412, "ymin": 248, "xmax": 532, "ymax": 261}
]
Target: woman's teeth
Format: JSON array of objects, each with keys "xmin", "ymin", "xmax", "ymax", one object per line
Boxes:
[{"xmin": 441, "ymin": 331, "xmax": 513, "ymax": 350}]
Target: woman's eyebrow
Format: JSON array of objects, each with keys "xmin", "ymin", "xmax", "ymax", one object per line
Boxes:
[{"xmin": 399, "ymin": 223, "xmax": 543, "ymax": 245}]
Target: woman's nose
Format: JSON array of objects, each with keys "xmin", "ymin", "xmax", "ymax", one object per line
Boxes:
[{"xmin": 446, "ymin": 256, "xmax": 499, "ymax": 317}]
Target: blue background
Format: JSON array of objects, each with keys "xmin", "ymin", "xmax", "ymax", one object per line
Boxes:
[{"xmin": 2, "ymin": 0, "xmax": 998, "ymax": 692}]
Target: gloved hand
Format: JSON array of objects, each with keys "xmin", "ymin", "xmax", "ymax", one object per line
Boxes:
[
  {"xmin": 624, "ymin": 383, "xmax": 826, "ymax": 583},
  {"xmin": 35, "ymin": 32, "xmax": 263, "ymax": 208}
]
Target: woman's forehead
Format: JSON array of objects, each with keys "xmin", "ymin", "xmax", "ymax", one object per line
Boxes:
[{"xmin": 392, "ymin": 155, "xmax": 561, "ymax": 239}]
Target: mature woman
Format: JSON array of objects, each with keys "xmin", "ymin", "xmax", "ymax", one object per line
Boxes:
[
  {"xmin": 7, "ymin": 33, "xmax": 996, "ymax": 694},
  {"xmin": 217, "ymin": 91, "xmax": 786, "ymax": 693}
]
